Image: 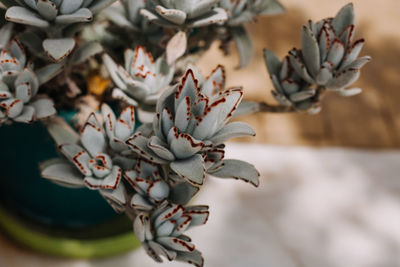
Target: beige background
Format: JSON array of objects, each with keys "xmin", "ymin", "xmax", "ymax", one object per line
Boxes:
[{"xmin": 198, "ymin": 0, "xmax": 400, "ymax": 148}]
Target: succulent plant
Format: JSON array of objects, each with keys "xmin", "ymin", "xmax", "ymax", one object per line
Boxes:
[
  {"xmin": 3, "ymin": 0, "xmax": 117, "ymax": 27},
  {"xmin": 140, "ymin": 0, "xmax": 228, "ymax": 28},
  {"xmin": 125, "ymin": 159, "xmax": 170, "ymax": 212},
  {"xmin": 126, "ymin": 66, "xmax": 259, "ymax": 187},
  {"xmin": 220, "ymin": 0, "xmax": 285, "ymax": 26},
  {"xmin": 102, "ymin": 0, "xmax": 160, "ymax": 34},
  {"xmin": 0, "ymin": 39, "xmax": 57, "ymax": 124},
  {"xmin": 2, "ymin": 0, "xmax": 116, "ymax": 62},
  {"xmin": 0, "ymin": 1, "xmax": 371, "ymax": 266},
  {"xmin": 134, "ymin": 201, "xmax": 209, "ymax": 266},
  {"xmin": 41, "ymin": 104, "xmax": 138, "ymax": 212},
  {"xmin": 217, "ymin": 0, "xmax": 285, "ymax": 68},
  {"xmin": 0, "ymin": 38, "xmax": 26, "ymax": 86},
  {"xmin": 263, "ymin": 3, "xmax": 370, "ymax": 113},
  {"xmin": 263, "ymin": 50, "xmax": 320, "ymax": 112},
  {"xmin": 103, "ymin": 46, "xmax": 174, "ymax": 113},
  {"xmin": 289, "ymin": 3, "xmax": 370, "ymax": 94},
  {"xmin": 101, "ymin": 103, "xmax": 137, "ymax": 153}
]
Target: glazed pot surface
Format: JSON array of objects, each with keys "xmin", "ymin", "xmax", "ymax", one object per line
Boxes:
[{"xmin": 0, "ymin": 118, "xmax": 119, "ymax": 228}]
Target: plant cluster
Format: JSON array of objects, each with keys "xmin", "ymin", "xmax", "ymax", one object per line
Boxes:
[{"xmin": 0, "ymin": 1, "xmax": 369, "ymax": 266}]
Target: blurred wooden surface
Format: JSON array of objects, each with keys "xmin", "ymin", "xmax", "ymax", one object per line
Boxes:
[{"xmin": 198, "ymin": 0, "xmax": 400, "ymax": 148}]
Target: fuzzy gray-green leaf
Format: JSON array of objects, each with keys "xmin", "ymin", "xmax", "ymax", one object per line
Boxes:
[
  {"xmin": 331, "ymin": 3, "xmax": 354, "ymax": 35},
  {"xmin": 209, "ymin": 159, "xmax": 260, "ymax": 187},
  {"xmin": 5, "ymin": 6, "xmax": 49, "ymax": 27},
  {"xmin": 40, "ymin": 159, "xmax": 85, "ymax": 188},
  {"xmin": 232, "ymin": 26, "xmax": 253, "ymax": 69},
  {"xmin": 42, "ymin": 38, "xmax": 76, "ymax": 62},
  {"xmin": 170, "ymin": 154, "xmax": 205, "ymax": 186},
  {"xmin": 301, "ymin": 26, "xmax": 320, "ymax": 77},
  {"xmin": 70, "ymin": 41, "xmax": 103, "ymax": 66}
]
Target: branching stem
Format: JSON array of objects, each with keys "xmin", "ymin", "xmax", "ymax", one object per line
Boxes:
[{"xmin": 258, "ymin": 102, "xmax": 295, "ymax": 113}]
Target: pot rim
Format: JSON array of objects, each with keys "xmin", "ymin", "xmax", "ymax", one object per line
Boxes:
[{"xmin": 0, "ymin": 205, "xmax": 141, "ymax": 259}]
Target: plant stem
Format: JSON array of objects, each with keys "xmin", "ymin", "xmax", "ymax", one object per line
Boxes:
[
  {"xmin": 125, "ymin": 203, "xmax": 137, "ymax": 221},
  {"xmin": 258, "ymin": 102, "xmax": 295, "ymax": 113},
  {"xmin": 315, "ymin": 86, "xmax": 327, "ymax": 100}
]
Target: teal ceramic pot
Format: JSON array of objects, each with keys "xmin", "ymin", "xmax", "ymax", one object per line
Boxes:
[
  {"xmin": 0, "ymin": 118, "xmax": 119, "ymax": 227},
  {"xmin": 0, "ymin": 112, "xmax": 140, "ymax": 258}
]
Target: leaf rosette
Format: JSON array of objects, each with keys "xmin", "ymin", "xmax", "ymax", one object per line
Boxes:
[{"xmin": 127, "ymin": 65, "xmax": 259, "ymax": 187}]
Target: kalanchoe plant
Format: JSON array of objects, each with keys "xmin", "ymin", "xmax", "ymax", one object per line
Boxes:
[
  {"xmin": 0, "ymin": 2, "xmax": 372, "ymax": 267},
  {"xmin": 1, "ymin": 0, "xmax": 117, "ymax": 62},
  {"xmin": 140, "ymin": 0, "xmax": 228, "ymax": 29},
  {"xmin": 216, "ymin": 0, "xmax": 285, "ymax": 68},
  {"xmin": 126, "ymin": 66, "xmax": 259, "ymax": 187},
  {"xmin": 0, "ymin": 38, "xmax": 57, "ymax": 124},
  {"xmin": 103, "ymin": 46, "xmax": 174, "ymax": 118},
  {"xmin": 263, "ymin": 51, "xmax": 320, "ymax": 112},
  {"xmin": 101, "ymin": 0, "xmax": 165, "ymax": 50},
  {"xmin": 220, "ymin": 0, "xmax": 285, "ymax": 26},
  {"xmin": 101, "ymin": 103, "xmax": 136, "ymax": 153},
  {"xmin": 103, "ymin": 0, "xmax": 158, "ymax": 33},
  {"xmin": 260, "ymin": 3, "xmax": 370, "ymax": 113},
  {"xmin": 134, "ymin": 201, "xmax": 209, "ymax": 266},
  {"xmin": 41, "ymin": 104, "xmax": 137, "ymax": 212},
  {"xmin": 125, "ymin": 159, "xmax": 170, "ymax": 212},
  {"xmin": 3, "ymin": 0, "xmax": 116, "ymax": 27},
  {"xmin": 290, "ymin": 3, "xmax": 370, "ymax": 94}
]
